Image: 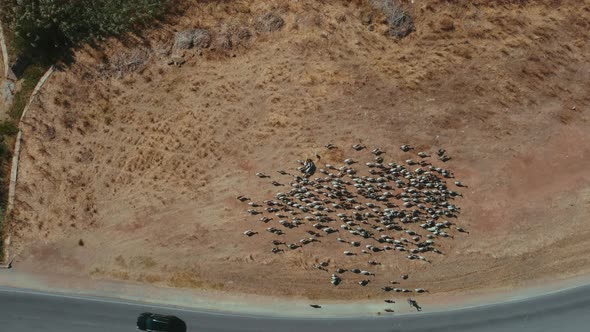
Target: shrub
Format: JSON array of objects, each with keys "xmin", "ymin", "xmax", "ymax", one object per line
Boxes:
[
  {"xmin": 0, "ymin": 121, "xmax": 18, "ymax": 137},
  {"xmin": 0, "ymin": 139, "xmax": 9, "ymax": 162},
  {"xmin": 370, "ymin": 0, "xmax": 415, "ymax": 39},
  {"xmin": 8, "ymin": 64, "xmax": 45, "ymax": 120}
]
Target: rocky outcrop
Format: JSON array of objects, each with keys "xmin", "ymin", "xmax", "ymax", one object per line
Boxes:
[
  {"xmin": 173, "ymin": 29, "xmax": 212, "ymax": 50},
  {"xmin": 255, "ymin": 13, "xmax": 285, "ymax": 33}
]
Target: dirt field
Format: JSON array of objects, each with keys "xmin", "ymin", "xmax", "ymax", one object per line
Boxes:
[{"xmin": 7, "ymin": 0, "xmax": 590, "ymax": 301}]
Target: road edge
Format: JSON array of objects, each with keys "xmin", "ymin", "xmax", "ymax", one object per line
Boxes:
[{"xmin": 2, "ymin": 268, "xmax": 590, "ymax": 318}]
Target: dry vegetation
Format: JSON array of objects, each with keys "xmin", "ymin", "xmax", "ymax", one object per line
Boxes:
[{"xmin": 6, "ymin": 0, "xmax": 590, "ymax": 301}]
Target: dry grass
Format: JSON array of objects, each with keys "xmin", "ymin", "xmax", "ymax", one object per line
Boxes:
[
  {"xmin": 140, "ymin": 273, "xmax": 163, "ymax": 283},
  {"xmin": 7, "ymin": 0, "xmax": 590, "ymax": 300},
  {"xmin": 167, "ymin": 272, "xmax": 204, "ymax": 289}
]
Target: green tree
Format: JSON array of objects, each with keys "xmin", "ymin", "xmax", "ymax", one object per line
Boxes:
[{"xmin": 2, "ymin": 0, "xmax": 167, "ymax": 58}]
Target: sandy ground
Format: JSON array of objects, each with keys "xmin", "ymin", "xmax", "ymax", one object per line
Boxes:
[{"xmin": 4, "ymin": 0, "xmax": 590, "ymax": 305}]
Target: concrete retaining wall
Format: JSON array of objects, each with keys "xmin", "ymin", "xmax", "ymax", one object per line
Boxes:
[{"xmin": 0, "ymin": 21, "xmax": 8, "ymax": 79}]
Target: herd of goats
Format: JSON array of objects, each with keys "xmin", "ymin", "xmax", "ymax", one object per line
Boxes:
[{"xmin": 240, "ymin": 143, "xmax": 467, "ymax": 313}]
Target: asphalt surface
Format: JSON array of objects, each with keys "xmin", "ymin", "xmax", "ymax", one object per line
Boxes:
[{"xmin": 1, "ymin": 284, "xmax": 590, "ymax": 332}]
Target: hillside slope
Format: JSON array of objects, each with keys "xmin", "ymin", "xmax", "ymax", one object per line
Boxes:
[{"xmin": 8, "ymin": 0, "xmax": 590, "ymax": 301}]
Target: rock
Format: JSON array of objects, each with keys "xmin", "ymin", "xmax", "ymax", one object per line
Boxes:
[
  {"xmin": 191, "ymin": 29, "xmax": 212, "ymax": 49},
  {"xmin": 256, "ymin": 13, "xmax": 285, "ymax": 33},
  {"xmin": 173, "ymin": 29, "xmax": 212, "ymax": 50},
  {"xmin": 2, "ymin": 80, "xmax": 15, "ymax": 104},
  {"xmin": 173, "ymin": 31, "xmax": 194, "ymax": 49}
]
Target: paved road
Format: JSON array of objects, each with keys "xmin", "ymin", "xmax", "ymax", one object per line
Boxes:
[{"xmin": 1, "ymin": 285, "xmax": 590, "ymax": 332}]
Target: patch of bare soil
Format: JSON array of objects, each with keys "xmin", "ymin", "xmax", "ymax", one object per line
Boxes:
[{"xmin": 8, "ymin": 0, "xmax": 590, "ymax": 302}]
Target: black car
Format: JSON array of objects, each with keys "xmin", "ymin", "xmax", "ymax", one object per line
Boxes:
[{"xmin": 137, "ymin": 312, "xmax": 187, "ymax": 332}]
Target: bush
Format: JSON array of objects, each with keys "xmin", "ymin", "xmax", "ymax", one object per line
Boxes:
[
  {"xmin": 0, "ymin": 1, "xmax": 17, "ymax": 25},
  {"xmin": 0, "ymin": 139, "xmax": 9, "ymax": 162},
  {"xmin": 370, "ymin": 0, "xmax": 415, "ymax": 39},
  {"xmin": 0, "ymin": 121, "xmax": 18, "ymax": 137},
  {"xmin": 8, "ymin": 64, "xmax": 45, "ymax": 120},
  {"xmin": 385, "ymin": 8, "xmax": 414, "ymax": 39},
  {"xmin": 1, "ymin": 0, "xmax": 169, "ymax": 60}
]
